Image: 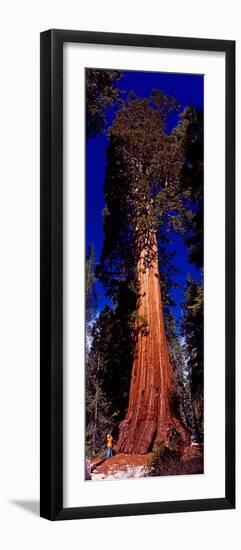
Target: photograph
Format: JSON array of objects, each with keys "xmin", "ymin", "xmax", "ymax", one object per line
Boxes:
[
  {"xmin": 0, "ymin": 1, "xmax": 236, "ymax": 542},
  {"xmin": 85, "ymin": 68, "xmax": 204, "ymax": 481}
]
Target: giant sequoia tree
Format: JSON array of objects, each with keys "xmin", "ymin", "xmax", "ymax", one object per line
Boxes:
[{"xmin": 99, "ymin": 92, "xmax": 192, "ymax": 454}]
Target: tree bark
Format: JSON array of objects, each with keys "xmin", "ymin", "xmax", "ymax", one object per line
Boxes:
[{"xmin": 115, "ymin": 231, "xmax": 189, "ymax": 454}]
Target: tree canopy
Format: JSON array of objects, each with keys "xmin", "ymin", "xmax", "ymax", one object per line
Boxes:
[
  {"xmin": 86, "ymin": 69, "xmax": 121, "ymax": 138},
  {"xmin": 98, "ymin": 90, "xmax": 193, "ymax": 302}
]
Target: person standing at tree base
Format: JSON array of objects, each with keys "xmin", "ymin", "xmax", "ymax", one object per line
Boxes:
[{"xmin": 106, "ymin": 434, "xmax": 113, "ymax": 458}]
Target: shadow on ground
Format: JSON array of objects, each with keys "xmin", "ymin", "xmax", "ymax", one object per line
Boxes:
[{"xmin": 10, "ymin": 500, "xmax": 40, "ymax": 516}]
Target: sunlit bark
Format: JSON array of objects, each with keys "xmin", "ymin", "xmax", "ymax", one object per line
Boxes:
[{"xmin": 115, "ymin": 231, "xmax": 189, "ymax": 454}]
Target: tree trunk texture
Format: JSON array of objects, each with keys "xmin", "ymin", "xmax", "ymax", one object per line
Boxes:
[{"xmin": 115, "ymin": 231, "xmax": 189, "ymax": 454}]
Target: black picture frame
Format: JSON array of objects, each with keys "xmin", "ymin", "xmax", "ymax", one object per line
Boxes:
[{"xmin": 40, "ymin": 29, "xmax": 235, "ymax": 521}]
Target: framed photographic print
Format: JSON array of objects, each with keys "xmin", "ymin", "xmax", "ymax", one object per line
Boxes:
[{"xmin": 40, "ymin": 29, "xmax": 235, "ymax": 520}]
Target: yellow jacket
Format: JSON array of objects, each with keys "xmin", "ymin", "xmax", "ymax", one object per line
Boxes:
[{"xmin": 107, "ymin": 435, "xmax": 113, "ymax": 448}]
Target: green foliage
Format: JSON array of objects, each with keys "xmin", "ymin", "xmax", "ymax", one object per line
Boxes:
[
  {"xmin": 181, "ymin": 275, "xmax": 204, "ymax": 441},
  {"xmin": 86, "ymin": 297, "xmax": 135, "ymax": 456},
  {"xmin": 165, "ymin": 311, "xmax": 187, "ymax": 425},
  {"xmin": 86, "ymin": 69, "xmax": 121, "ymax": 138},
  {"xmin": 129, "ymin": 311, "xmax": 149, "ymax": 334},
  {"xmin": 165, "ymin": 311, "xmax": 196, "ymax": 436},
  {"xmin": 182, "ymin": 380, "xmax": 196, "ymax": 437},
  {"xmin": 86, "ymin": 244, "xmax": 97, "ymax": 324},
  {"xmin": 175, "ymin": 106, "xmax": 204, "ymax": 268},
  {"xmin": 147, "ymin": 443, "xmax": 183, "ymax": 477},
  {"xmin": 86, "ymin": 244, "xmax": 98, "ymax": 352},
  {"xmin": 147, "ymin": 441, "xmax": 203, "ymax": 477},
  {"xmin": 165, "ymin": 310, "xmax": 183, "ymax": 372},
  {"xmin": 86, "ymin": 346, "xmax": 112, "ymax": 457},
  {"xmin": 94, "ymin": 303, "xmax": 134, "ymax": 432},
  {"xmin": 108, "ymin": 91, "xmax": 189, "ymax": 233},
  {"xmin": 158, "ymin": 228, "xmax": 180, "ymax": 311},
  {"xmin": 153, "ymin": 442, "xmax": 182, "ymax": 461},
  {"xmin": 99, "ymin": 90, "xmax": 193, "ymax": 304}
]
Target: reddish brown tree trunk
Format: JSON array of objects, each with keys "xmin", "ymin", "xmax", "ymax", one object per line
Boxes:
[{"xmin": 115, "ymin": 231, "xmax": 189, "ymax": 454}]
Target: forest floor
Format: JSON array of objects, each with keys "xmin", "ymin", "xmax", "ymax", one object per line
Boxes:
[
  {"xmin": 90, "ymin": 453, "xmax": 153, "ymax": 480},
  {"xmin": 90, "ymin": 444, "xmax": 203, "ymax": 480}
]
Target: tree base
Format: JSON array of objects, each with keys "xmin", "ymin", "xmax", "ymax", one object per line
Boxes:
[{"xmin": 115, "ymin": 414, "xmax": 190, "ymax": 455}]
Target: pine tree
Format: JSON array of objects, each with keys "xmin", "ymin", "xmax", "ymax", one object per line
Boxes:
[
  {"xmin": 86, "ymin": 244, "xmax": 97, "ymax": 351},
  {"xmin": 86, "ymin": 350, "xmax": 111, "ymax": 456},
  {"xmin": 175, "ymin": 106, "xmax": 204, "ymax": 268},
  {"xmin": 175, "ymin": 106, "xmax": 204, "ymax": 440},
  {"xmin": 181, "ymin": 275, "xmax": 204, "ymax": 441},
  {"xmin": 165, "ymin": 311, "xmax": 185, "ymax": 424},
  {"xmin": 86, "ymin": 318, "xmax": 112, "ymax": 456},
  {"xmin": 88, "ymin": 304, "xmax": 135, "ymax": 440}
]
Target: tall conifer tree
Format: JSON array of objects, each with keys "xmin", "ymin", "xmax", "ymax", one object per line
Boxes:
[{"xmin": 99, "ymin": 92, "xmax": 192, "ymax": 453}]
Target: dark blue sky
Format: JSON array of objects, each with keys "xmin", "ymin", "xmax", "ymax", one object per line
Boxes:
[{"xmin": 86, "ymin": 70, "xmax": 204, "ymax": 321}]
